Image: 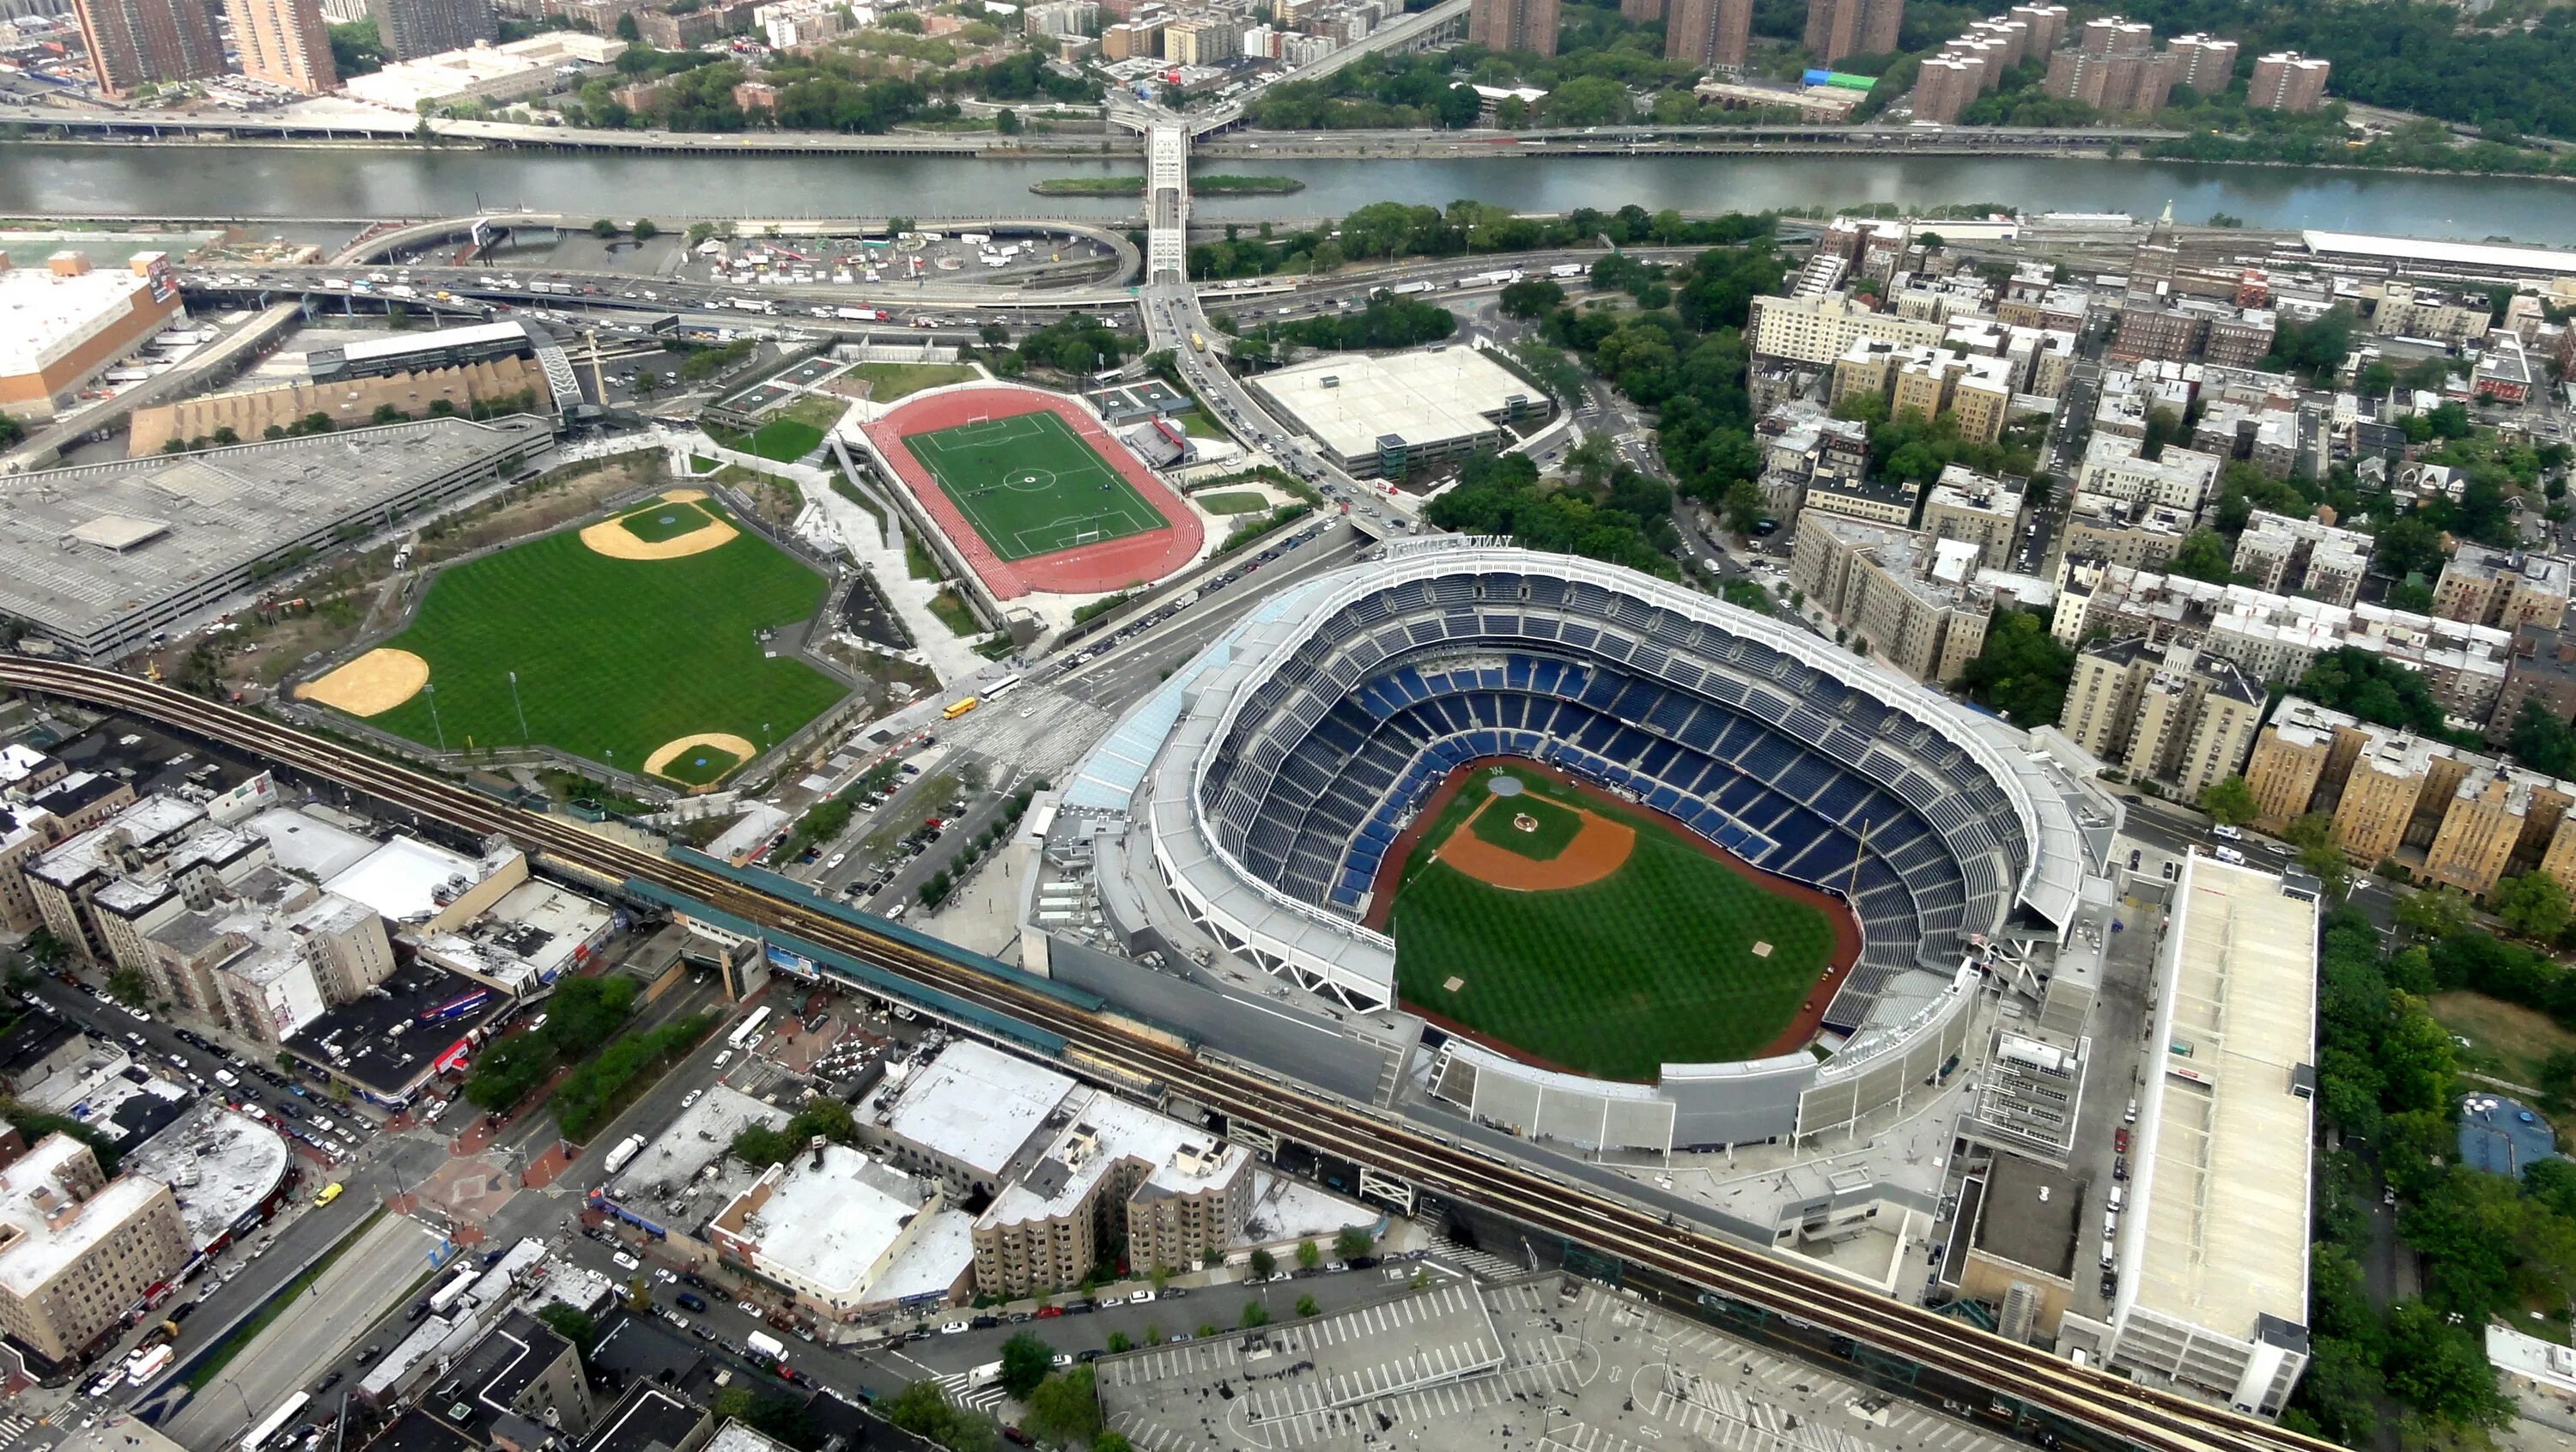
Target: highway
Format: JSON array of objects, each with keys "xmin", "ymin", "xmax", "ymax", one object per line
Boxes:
[{"xmin": 0, "ymin": 655, "xmax": 2330, "ymax": 1452}]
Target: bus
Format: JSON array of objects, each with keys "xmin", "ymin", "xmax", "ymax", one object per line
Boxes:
[
  {"xmin": 726, "ymin": 1005, "xmax": 773, "ymax": 1049},
  {"xmin": 1188, "ymin": 331, "xmax": 1206, "ymax": 351},
  {"xmin": 942, "ymin": 696, "xmax": 980, "ymax": 720},
  {"xmin": 242, "ymin": 1394, "xmax": 311, "ymax": 1452},
  {"xmin": 982, "ymin": 674, "xmax": 1024, "ymax": 702}
]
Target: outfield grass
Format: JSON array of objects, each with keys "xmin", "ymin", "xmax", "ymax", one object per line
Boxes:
[
  {"xmin": 904, "ymin": 410, "xmax": 1166, "ymax": 562},
  {"xmin": 1390, "ymin": 764, "xmax": 1837, "ymax": 1078},
  {"xmin": 1195, "ymin": 490, "xmax": 1273, "ymax": 515},
  {"xmin": 854, "ymin": 361, "xmax": 980, "ymax": 401},
  {"xmin": 620, "ymin": 500, "xmax": 714, "ymax": 543},
  {"xmin": 360, "ymin": 501, "xmax": 846, "ymax": 770}
]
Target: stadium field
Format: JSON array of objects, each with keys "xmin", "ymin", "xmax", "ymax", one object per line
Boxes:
[
  {"xmin": 1384, "ymin": 762, "xmax": 1849, "ymax": 1079},
  {"xmin": 355, "ymin": 500, "xmax": 846, "ymax": 775},
  {"xmin": 903, "ymin": 410, "xmax": 1166, "ymax": 562}
]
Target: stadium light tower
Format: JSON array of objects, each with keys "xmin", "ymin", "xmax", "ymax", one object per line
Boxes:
[
  {"xmin": 423, "ymin": 682, "xmax": 446, "ymax": 751},
  {"xmin": 507, "ymin": 670, "xmax": 530, "ymax": 744}
]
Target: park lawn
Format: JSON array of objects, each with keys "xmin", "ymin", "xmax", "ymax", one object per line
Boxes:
[
  {"xmin": 710, "ymin": 416, "xmax": 828, "ymax": 463},
  {"xmin": 780, "ymin": 393, "xmax": 849, "ymax": 431},
  {"xmin": 1390, "ymin": 763, "xmax": 1837, "ymax": 1078},
  {"xmin": 618, "ymin": 499, "xmax": 714, "ymax": 543},
  {"xmin": 1173, "ymin": 409, "xmax": 1225, "ymax": 439},
  {"xmin": 853, "ymin": 361, "xmax": 980, "ymax": 401},
  {"xmin": 360, "ymin": 502, "xmax": 846, "ymax": 771},
  {"xmin": 902, "ymin": 410, "xmax": 1166, "ymax": 562},
  {"xmin": 1466, "ymin": 792, "xmax": 1583, "ymax": 860},
  {"xmin": 1195, "ymin": 490, "xmax": 1272, "ymax": 515},
  {"xmin": 2430, "ymin": 990, "xmax": 2576, "ymax": 1088}
]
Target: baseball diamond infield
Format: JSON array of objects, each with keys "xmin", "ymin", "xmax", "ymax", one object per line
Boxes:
[
  {"xmin": 1369, "ymin": 759, "xmax": 1862, "ymax": 1079},
  {"xmin": 644, "ymin": 732, "xmax": 758, "ymax": 787},
  {"xmin": 295, "ymin": 647, "xmax": 429, "ymax": 716},
  {"xmin": 580, "ymin": 489, "xmax": 738, "ymax": 561},
  {"xmin": 861, "ymin": 386, "xmax": 1203, "ymax": 599}
]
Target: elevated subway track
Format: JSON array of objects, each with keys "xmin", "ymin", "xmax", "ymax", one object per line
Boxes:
[{"xmin": 0, "ymin": 655, "xmax": 2331, "ymax": 1452}]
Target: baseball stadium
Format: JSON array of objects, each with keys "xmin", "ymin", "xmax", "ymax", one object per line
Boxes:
[{"xmin": 1056, "ymin": 538, "xmax": 2099, "ymax": 1154}]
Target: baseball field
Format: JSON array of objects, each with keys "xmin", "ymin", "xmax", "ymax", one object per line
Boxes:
[
  {"xmin": 1381, "ymin": 762, "xmax": 1851, "ymax": 1079},
  {"xmin": 303, "ymin": 492, "xmax": 845, "ymax": 784},
  {"xmin": 903, "ymin": 409, "xmax": 1166, "ymax": 562}
]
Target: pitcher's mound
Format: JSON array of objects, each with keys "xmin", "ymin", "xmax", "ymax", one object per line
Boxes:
[
  {"xmin": 297, "ymin": 647, "xmax": 429, "ymax": 716},
  {"xmin": 582, "ymin": 489, "xmax": 738, "ymax": 561},
  {"xmin": 644, "ymin": 732, "xmax": 759, "ymax": 786}
]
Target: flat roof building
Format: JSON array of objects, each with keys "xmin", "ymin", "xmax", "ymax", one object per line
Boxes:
[
  {"xmin": 0, "ymin": 417, "xmax": 552, "ymax": 659},
  {"xmin": 1247, "ymin": 348, "xmax": 1543, "ymax": 479},
  {"xmin": 118, "ymin": 1100, "xmax": 290, "ymax": 1255},
  {"xmin": 0, "ymin": 250, "xmax": 185, "ymax": 420},
  {"xmin": 703, "ymin": 1145, "xmax": 967, "ymax": 1319},
  {"xmin": 0, "ymin": 1133, "xmax": 191, "ymax": 1363},
  {"xmin": 2061, "ymin": 856, "xmax": 2315, "ymax": 1417}
]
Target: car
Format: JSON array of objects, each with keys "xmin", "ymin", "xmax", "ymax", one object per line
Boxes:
[
  {"xmin": 315, "ymin": 1371, "xmax": 343, "ymax": 1393},
  {"xmin": 939, "ymin": 1321, "xmax": 969, "ymax": 1335},
  {"xmin": 1127, "ymin": 1290, "xmax": 1154, "ymax": 1304},
  {"xmin": 2211, "ymin": 825, "xmax": 2242, "ymax": 841},
  {"xmin": 1033, "ymin": 1304, "xmax": 1063, "ymax": 1319},
  {"xmin": 681, "ymin": 1090, "xmax": 702, "ymax": 1109},
  {"xmin": 2113, "ymin": 1127, "xmax": 2131, "ymax": 1154},
  {"xmin": 612, "ymin": 1252, "xmax": 641, "ymax": 1271},
  {"xmin": 738, "ymin": 1300, "xmax": 758, "ymax": 1315},
  {"xmin": 125, "ymin": 1031, "xmax": 146, "ymax": 1047},
  {"xmin": 969, "ymin": 1315, "xmax": 1001, "ymax": 1330},
  {"xmin": 677, "ymin": 1291, "xmax": 708, "ymax": 1312},
  {"xmin": 127, "ymin": 1006, "xmax": 150, "ymax": 1021}
]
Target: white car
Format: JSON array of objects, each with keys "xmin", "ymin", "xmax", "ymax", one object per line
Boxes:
[
  {"xmin": 680, "ymin": 1090, "xmax": 702, "ymax": 1109},
  {"xmin": 612, "ymin": 1252, "xmax": 641, "ymax": 1271},
  {"xmin": 654, "ymin": 1268, "xmax": 677, "ymax": 1284}
]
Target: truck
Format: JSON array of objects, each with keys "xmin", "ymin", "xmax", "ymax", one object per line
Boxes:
[
  {"xmin": 966, "ymin": 1361, "xmax": 1004, "ymax": 1390},
  {"xmin": 746, "ymin": 1331, "xmax": 788, "ymax": 1362},
  {"xmin": 428, "ymin": 1265, "xmax": 478, "ymax": 1315},
  {"xmin": 1548, "ymin": 263, "xmax": 1587, "ymax": 278},
  {"xmin": 126, "ymin": 1344, "xmax": 174, "ymax": 1384},
  {"xmin": 602, "ymin": 1133, "xmax": 647, "ymax": 1176},
  {"xmin": 833, "ymin": 307, "xmax": 886, "ymax": 321},
  {"xmin": 1388, "ymin": 281, "xmax": 1436, "ymax": 296}
]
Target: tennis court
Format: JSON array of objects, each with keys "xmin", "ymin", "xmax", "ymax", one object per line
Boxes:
[{"xmin": 904, "ymin": 410, "xmax": 1166, "ymax": 562}]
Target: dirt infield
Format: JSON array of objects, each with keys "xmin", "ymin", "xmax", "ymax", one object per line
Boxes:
[
  {"xmin": 860, "ymin": 386, "xmax": 1203, "ymax": 599},
  {"xmin": 1436, "ymin": 795, "xmax": 1635, "ymax": 890},
  {"xmin": 644, "ymin": 731, "xmax": 758, "ymax": 781},
  {"xmin": 1365, "ymin": 756, "xmax": 1864, "ymax": 1062},
  {"xmin": 580, "ymin": 489, "xmax": 738, "ymax": 561},
  {"xmin": 295, "ymin": 647, "xmax": 429, "ymax": 716}
]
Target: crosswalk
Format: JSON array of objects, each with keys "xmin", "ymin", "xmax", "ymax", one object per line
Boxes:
[
  {"xmin": 933, "ymin": 1372, "xmax": 1008, "ymax": 1416},
  {"xmin": 0, "ymin": 1413, "xmax": 36, "ymax": 1449},
  {"xmin": 1426, "ymin": 1237, "xmax": 1526, "ymax": 1282}
]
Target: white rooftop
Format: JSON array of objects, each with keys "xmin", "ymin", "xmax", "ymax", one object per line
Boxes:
[
  {"xmin": 246, "ymin": 806, "xmax": 380, "ymax": 880},
  {"xmin": 878, "ymin": 1040, "xmax": 1077, "ymax": 1180},
  {"xmin": 120, "ymin": 1100, "xmax": 290, "ymax": 1253},
  {"xmin": 720, "ymin": 1145, "xmax": 930, "ymax": 1301},
  {"xmin": 2124, "ymin": 856, "xmax": 2316, "ymax": 1344},
  {"xmin": 2303, "ymin": 230, "xmax": 2576, "ymax": 278},
  {"xmin": 704, "ymin": 1424, "xmax": 799, "ymax": 1452},
  {"xmin": 325, "ymin": 834, "xmax": 502, "ymax": 925},
  {"xmin": 603, "ymin": 1085, "xmax": 785, "ymax": 1229},
  {"xmin": 867, "ymin": 1206, "xmax": 975, "ymax": 1305},
  {"xmin": 1251, "ymin": 347, "xmax": 1531, "ymax": 460},
  {"xmin": 0, "ymin": 260, "xmax": 159, "ymax": 379},
  {"xmin": 0, "ymin": 1133, "xmax": 173, "ymax": 1296},
  {"xmin": 982, "ymin": 1087, "xmax": 1245, "ymax": 1227},
  {"xmin": 340, "ymin": 320, "xmax": 529, "ymax": 366}
]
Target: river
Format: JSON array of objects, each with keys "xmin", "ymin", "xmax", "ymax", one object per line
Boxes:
[{"xmin": 5, "ymin": 141, "xmax": 2576, "ymax": 243}]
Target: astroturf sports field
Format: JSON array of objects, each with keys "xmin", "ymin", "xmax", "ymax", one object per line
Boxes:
[
  {"xmin": 904, "ymin": 410, "xmax": 1166, "ymax": 562},
  {"xmin": 361, "ymin": 501, "xmax": 847, "ymax": 772},
  {"xmin": 1389, "ymin": 764, "xmax": 1839, "ymax": 1079}
]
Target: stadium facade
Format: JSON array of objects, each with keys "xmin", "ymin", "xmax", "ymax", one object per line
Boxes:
[{"xmin": 1052, "ymin": 539, "xmax": 2117, "ymax": 1155}]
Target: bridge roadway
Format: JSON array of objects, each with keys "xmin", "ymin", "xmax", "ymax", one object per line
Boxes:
[{"xmin": 0, "ymin": 655, "xmax": 2320, "ymax": 1452}]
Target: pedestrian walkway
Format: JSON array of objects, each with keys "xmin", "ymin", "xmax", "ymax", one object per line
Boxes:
[
  {"xmin": 1426, "ymin": 1237, "xmax": 1526, "ymax": 1282},
  {"xmin": 934, "ymin": 1370, "xmax": 1010, "ymax": 1415}
]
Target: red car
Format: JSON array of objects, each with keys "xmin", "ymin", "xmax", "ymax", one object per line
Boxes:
[
  {"xmin": 2113, "ymin": 1127, "xmax": 2131, "ymax": 1154},
  {"xmin": 1034, "ymin": 1305, "xmax": 1063, "ymax": 1319}
]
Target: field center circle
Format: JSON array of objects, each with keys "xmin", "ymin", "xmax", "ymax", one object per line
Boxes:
[{"xmin": 1004, "ymin": 468, "xmax": 1059, "ymax": 493}]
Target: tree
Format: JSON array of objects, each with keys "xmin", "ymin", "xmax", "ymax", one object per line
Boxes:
[
  {"xmin": 1240, "ymin": 1299, "xmax": 1270, "ymax": 1327},
  {"xmin": 998, "ymin": 1331, "xmax": 1054, "ymax": 1398},
  {"xmin": 2396, "ymin": 885, "xmax": 2476, "ymax": 941},
  {"xmin": 1294, "ymin": 1239, "xmax": 1321, "ymax": 1271},
  {"xmin": 1721, "ymin": 478, "xmax": 1766, "ymax": 535},
  {"xmin": 1295, "ymin": 1293, "xmax": 1319, "ymax": 1317},
  {"xmin": 1106, "ymin": 1331, "xmax": 1133, "ymax": 1353},
  {"xmin": 631, "ymin": 218, "xmax": 658, "ymax": 240},
  {"xmin": 1249, "ymin": 1248, "xmax": 1276, "ymax": 1279},
  {"xmin": 537, "ymin": 1301, "xmax": 596, "ymax": 1353},
  {"xmin": 1334, "ymin": 1227, "xmax": 1372, "ymax": 1261},
  {"xmin": 2495, "ymin": 872, "xmax": 2573, "ymax": 943},
  {"xmin": 1952, "ymin": 609, "xmax": 2075, "ymax": 727},
  {"xmin": 373, "ymin": 404, "xmax": 404, "ymax": 424},
  {"xmin": 1498, "ymin": 278, "xmax": 1564, "ymax": 319},
  {"xmin": 994, "ymin": 106, "xmax": 1020, "ymax": 134},
  {"xmin": 2197, "ymin": 775, "xmax": 2257, "ymax": 828},
  {"xmin": 615, "ymin": 10, "xmax": 640, "ymax": 39},
  {"xmin": 2169, "ymin": 528, "xmax": 2234, "ymax": 584},
  {"xmin": 980, "ymin": 322, "xmax": 1011, "ymax": 349},
  {"xmin": 1022, "ymin": 1368, "xmax": 1101, "ymax": 1444},
  {"xmin": 21, "ymin": 929, "xmax": 65, "ymax": 967},
  {"xmin": 106, "ymin": 968, "xmax": 151, "ymax": 1007},
  {"xmin": 2512, "ymin": 700, "xmax": 2576, "ymax": 778}
]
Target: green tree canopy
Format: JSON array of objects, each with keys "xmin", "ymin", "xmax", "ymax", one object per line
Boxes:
[{"xmin": 1952, "ymin": 610, "xmax": 2075, "ymax": 727}]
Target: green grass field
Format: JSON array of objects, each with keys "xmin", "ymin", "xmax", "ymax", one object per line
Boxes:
[
  {"xmin": 711, "ymin": 416, "xmax": 828, "ymax": 462},
  {"xmin": 658, "ymin": 744, "xmax": 744, "ymax": 786},
  {"xmin": 360, "ymin": 501, "xmax": 847, "ymax": 771},
  {"xmin": 905, "ymin": 410, "xmax": 1165, "ymax": 562},
  {"xmin": 1390, "ymin": 764, "xmax": 1838, "ymax": 1078},
  {"xmin": 1469, "ymin": 793, "xmax": 1583, "ymax": 859},
  {"xmin": 853, "ymin": 361, "xmax": 980, "ymax": 401},
  {"xmin": 621, "ymin": 500, "xmax": 714, "ymax": 543},
  {"xmin": 1194, "ymin": 490, "xmax": 1273, "ymax": 515}
]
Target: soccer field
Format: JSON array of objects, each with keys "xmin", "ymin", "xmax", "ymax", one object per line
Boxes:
[
  {"xmin": 904, "ymin": 410, "xmax": 1167, "ymax": 562},
  {"xmin": 1388, "ymin": 764, "xmax": 1842, "ymax": 1079},
  {"xmin": 357, "ymin": 500, "xmax": 848, "ymax": 775}
]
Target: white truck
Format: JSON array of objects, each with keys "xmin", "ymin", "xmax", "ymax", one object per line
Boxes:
[
  {"xmin": 1388, "ymin": 281, "xmax": 1436, "ymax": 296},
  {"xmin": 746, "ymin": 1330, "xmax": 788, "ymax": 1361},
  {"xmin": 602, "ymin": 1133, "xmax": 647, "ymax": 1176},
  {"xmin": 1549, "ymin": 263, "xmax": 1587, "ymax": 278},
  {"xmin": 834, "ymin": 307, "xmax": 886, "ymax": 321}
]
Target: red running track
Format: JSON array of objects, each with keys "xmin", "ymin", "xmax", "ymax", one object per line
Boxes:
[{"xmin": 860, "ymin": 385, "xmax": 1205, "ymax": 600}]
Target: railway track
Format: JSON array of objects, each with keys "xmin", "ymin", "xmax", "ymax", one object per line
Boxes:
[{"xmin": 0, "ymin": 658, "xmax": 2330, "ymax": 1452}]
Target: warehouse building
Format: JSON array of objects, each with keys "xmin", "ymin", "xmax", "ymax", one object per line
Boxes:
[
  {"xmin": 0, "ymin": 249, "xmax": 185, "ymax": 421},
  {"xmin": 1248, "ymin": 347, "xmax": 1544, "ymax": 478},
  {"xmin": 0, "ymin": 416, "xmax": 554, "ymax": 659}
]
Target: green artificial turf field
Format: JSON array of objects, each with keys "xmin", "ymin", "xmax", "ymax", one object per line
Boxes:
[
  {"xmin": 357, "ymin": 501, "xmax": 847, "ymax": 773},
  {"xmin": 1389, "ymin": 764, "xmax": 1841, "ymax": 1078},
  {"xmin": 904, "ymin": 410, "xmax": 1166, "ymax": 561},
  {"xmin": 620, "ymin": 500, "xmax": 714, "ymax": 543}
]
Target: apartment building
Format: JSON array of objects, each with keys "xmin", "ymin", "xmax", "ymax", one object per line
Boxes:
[
  {"xmin": 1754, "ymin": 405, "xmax": 1871, "ymax": 520},
  {"xmin": 1663, "ymin": 0, "xmax": 1748, "ymax": 70},
  {"xmin": 1790, "ymin": 512, "xmax": 1996, "ymax": 684},
  {"xmin": 1801, "ymin": 0, "xmax": 1899, "ymax": 63},
  {"xmin": 2493, "ymin": 625, "xmax": 2576, "ymax": 746},
  {"xmin": 2230, "ymin": 511, "xmax": 2369, "ymax": 607},
  {"xmin": 2053, "ymin": 562, "xmax": 2515, "ymax": 726},
  {"xmin": 2075, "ymin": 433, "xmax": 2224, "ymax": 515},
  {"xmin": 970, "ymin": 1092, "xmax": 1250, "ymax": 1297},
  {"xmin": 2058, "ymin": 637, "xmax": 2263, "ymax": 798},
  {"xmin": 2190, "ymin": 397, "xmax": 2300, "ymax": 479},
  {"xmin": 1467, "ymin": 0, "xmax": 1556, "ymax": 53},
  {"xmin": 2248, "ymin": 51, "xmax": 2328, "ymax": 111},
  {"xmin": 1747, "ymin": 292, "xmax": 1948, "ymax": 368},
  {"xmin": 366, "ymin": 0, "xmax": 498, "ymax": 58},
  {"xmin": 1827, "ymin": 340, "xmax": 2015, "ymax": 445},
  {"xmin": 1921, "ymin": 465, "xmax": 2026, "ymax": 570},
  {"xmin": 1911, "ymin": 53, "xmax": 1980, "ymax": 123},
  {"xmin": 0, "ymin": 1135, "xmax": 191, "ymax": 1362},
  {"xmin": 225, "ymin": 0, "xmax": 337, "ymax": 92},
  {"xmin": 2042, "ymin": 44, "xmax": 2171, "ymax": 114},
  {"xmin": 70, "ymin": 0, "xmax": 223, "ymax": 94},
  {"xmin": 2058, "ymin": 495, "xmax": 2194, "ymax": 576},
  {"xmin": 2163, "ymin": 31, "xmax": 2235, "ymax": 90},
  {"xmin": 2433, "ymin": 545, "xmax": 2571, "ymax": 632}
]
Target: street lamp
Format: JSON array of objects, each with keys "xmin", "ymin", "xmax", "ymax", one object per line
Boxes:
[
  {"xmin": 423, "ymin": 682, "xmax": 446, "ymax": 751},
  {"xmin": 507, "ymin": 670, "xmax": 530, "ymax": 744}
]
